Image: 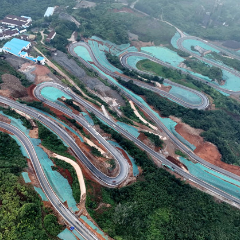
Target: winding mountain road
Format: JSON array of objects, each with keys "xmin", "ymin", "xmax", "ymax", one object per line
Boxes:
[
  {"xmin": 69, "ymin": 42, "xmax": 209, "ymax": 110},
  {"xmin": 34, "ymin": 81, "xmax": 240, "ymax": 206},
  {"xmin": 67, "ymin": 42, "xmax": 240, "ymax": 186},
  {"xmin": 0, "ymin": 121, "xmax": 98, "ymax": 240},
  {"xmin": 177, "ymin": 36, "xmax": 240, "ymax": 79}
]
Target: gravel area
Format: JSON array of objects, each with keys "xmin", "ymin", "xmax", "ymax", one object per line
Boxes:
[
  {"xmin": 5, "ymin": 54, "xmax": 29, "ymax": 69},
  {"xmin": 53, "ymin": 51, "xmax": 125, "ymax": 105},
  {"xmin": 0, "ymin": 74, "xmax": 28, "ymax": 98},
  {"xmin": 52, "ymin": 51, "xmax": 86, "ymax": 79}
]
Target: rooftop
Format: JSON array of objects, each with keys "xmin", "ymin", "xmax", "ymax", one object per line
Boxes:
[
  {"xmin": 3, "ymin": 38, "xmax": 30, "ymax": 55},
  {"xmin": 36, "ymin": 56, "xmax": 45, "ymax": 61},
  {"xmin": 44, "ymin": 7, "xmax": 55, "ymax": 17}
]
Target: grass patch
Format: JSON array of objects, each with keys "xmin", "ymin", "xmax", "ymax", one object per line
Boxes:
[{"xmin": 142, "ymin": 131, "xmax": 164, "ymax": 148}]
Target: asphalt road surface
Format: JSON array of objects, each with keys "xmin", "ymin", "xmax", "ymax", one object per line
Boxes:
[
  {"xmin": 68, "ymin": 42, "xmax": 240, "ymax": 183},
  {"xmin": 0, "ymin": 121, "xmax": 98, "ymax": 240},
  {"xmin": 69, "ymin": 42, "xmax": 209, "ymax": 110},
  {"xmin": 35, "ymin": 82, "xmax": 240, "ymax": 206}
]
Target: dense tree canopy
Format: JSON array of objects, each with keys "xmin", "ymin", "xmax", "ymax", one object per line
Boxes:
[{"xmin": 0, "ymin": 132, "xmax": 62, "ymax": 239}]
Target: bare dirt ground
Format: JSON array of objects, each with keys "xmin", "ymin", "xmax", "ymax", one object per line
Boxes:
[
  {"xmin": 0, "ymin": 74, "xmax": 28, "ymax": 99},
  {"xmin": 0, "ymin": 114, "xmax": 11, "ymax": 124},
  {"xmin": 31, "ymin": 65, "xmax": 53, "ymax": 84},
  {"xmin": 19, "ymin": 61, "xmax": 59, "ymax": 85},
  {"xmin": 167, "ymin": 156, "xmax": 189, "ymax": 172},
  {"xmin": 131, "ymin": 40, "xmax": 155, "ymax": 51},
  {"xmin": 26, "ymin": 158, "xmax": 41, "ymax": 188},
  {"xmin": 37, "ymin": 105, "xmax": 116, "ymax": 177},
  {"xmin": 68, "ymin": 31, "xmax": 78, "ymax": 42},
  {"xmin": 159, "ymin": 84, "xmax": 172, "ymax": 92},
  {"xmin": 29, "ymin": 127, "xmax": 38, "ymax": 138},
  {"xmin": 0, "ymin": 126, "xmax": 12, "ymax": 135},
  {"xmin": 138, "ymin": 132, "xmax": 156, "ymax": 150},
  {"xmin": 171, "ymin": 116, "xmax": 240, "ymax": 176},
  {"xmin": 53, "ymin": 50, "xmax": 125, "ymax": 105},
  {"xmin": 129, "ymin": 100, "xmax": 157, "ymax": 130}
]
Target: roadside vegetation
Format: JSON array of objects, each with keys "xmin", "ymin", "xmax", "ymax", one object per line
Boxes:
[
  {"xmin": 120, "ymin": 101, "xmax": 143, "ymax": 124},
  {"xmin": 207, "ymin": 52, "xmax": 240, "ymax": 72},
  {"xmin": 137, "ymin": 58, "xmax": 223, "ymax": 84},
  {"xmin": 0, "ymin": 106, "xmax": 32, "ymax": 129},
  {"xmin": 0, "ymin": 132, "xmax": 62, "ymax": 239},
  {"xmin": 0, "ymin": 0, "xmax": 75, "ymax": 20},
  {"xmin": 66, "ymin": 117, "xmax": 91, "ymax": 139},
  {"xmin": 87, "ymin": 113, "xmax": 240, "ymax": 240},
  {"xmin": 142, "ymin": 131, "xmax": 164, "ymax": 148},
  {"xmin": 19, "ymin": 100, "xmax": 56, "ymax": 117},
  {"xmin": 91, "ymin": 146, "xmax": 103, "ymax": 158},
  {"xmin": 106, "ymin": 53, "xmax": 164, "ymax": 84},
  {"xmin": 183, "ymin": 59, "xmax": 223, "ymax": 83},
  {"xmin": 47, "ymin": 19, "xmax": 77, "ymax": 53},
  {"xmin": 118, "ymin": 79, "xmax": 240, "ymax": 166},
  {"xmin": 175, "ymin": 149, "xmax": 188, "ymax": 158},
  {"xmin": 63, "ymin": 99, "xmax": 82, "ymax": 112},
  {"xmin": 37, "ymin": 121, "xmax": 74, "ymax": 160},
  {"xmin": 137, "ymin": 59, "xmax": 183, "ymax": 81}
]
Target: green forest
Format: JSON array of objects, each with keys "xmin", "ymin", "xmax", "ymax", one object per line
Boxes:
[
  {"xmin": 183, "ymin": 59, "xmax": 223, "ymax": 83},
  {"xmin": 135, "ymin": 0, "xmax": 240, "ymax": 42},
  {"xmin": 87, "ymin": 113, "xmax": 240, "ymax": 240},
  {"xmin": 137, "ymin": 58, "xmax": 223, "ymax": 84},
  {"xmin": 0, "ymin": 132, "xmax": 62, "ymax": 239},
  {"xmin": 0, "ymin": 0, "xmax": 75, "ymax": 19},
  {"xmin": 208, "ymin": 52, "xmax": 240, "ymax": 72},
  {"xmin": 70, "ymin": 3, "xmax": 174, "ymax": 45}
]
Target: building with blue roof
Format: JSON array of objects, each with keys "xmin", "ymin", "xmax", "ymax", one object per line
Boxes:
[
  {"xmin": 44, "ymin": 7, "xmax": 55, "ymax": 17},
  {"xmin": 3, "ymin": 38, "xmax": 31, "ymax": 56},
  {"xmin": 2, "ymin": 38, "xmax": 45, "ymax": 64}
]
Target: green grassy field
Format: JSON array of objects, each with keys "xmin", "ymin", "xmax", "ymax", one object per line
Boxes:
[{"xmin": 136, "ymin": 59, "xmax": 202, "ymax": 91}]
